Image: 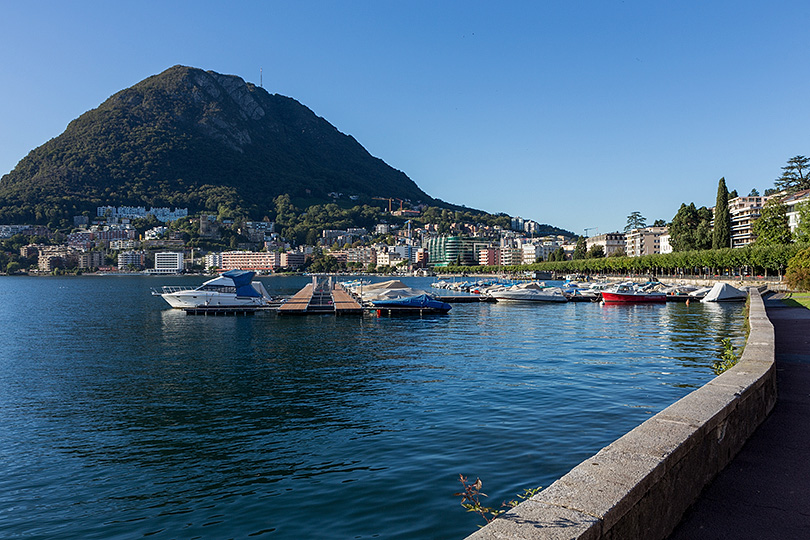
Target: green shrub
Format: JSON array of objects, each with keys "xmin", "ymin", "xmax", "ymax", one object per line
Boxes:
[{"xmin": 786, "ymin": 246, "xmax": 810, "ymax": 291}]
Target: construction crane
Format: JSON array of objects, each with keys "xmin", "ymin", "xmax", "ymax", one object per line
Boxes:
[
  {"xmin": 372, "ymin": 197, "xmax": 394, "ymax": 212},
  {"xmin": 372, "ymin": 197, "xmax": 405, "ymax": 213},
  {"xmin": 584, "ymin": 227, "xmax": 598, "ymax": 237}
]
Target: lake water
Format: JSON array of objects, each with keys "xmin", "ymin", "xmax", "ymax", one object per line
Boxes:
[{"xmin": 0, "ymin": 275, "xmax": 745, "ymax": 539}]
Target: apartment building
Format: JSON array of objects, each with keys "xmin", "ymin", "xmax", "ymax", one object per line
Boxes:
[
  {"xmin": 586, "ymin": 232, "xmax": 626, "ymax": 256},
  {"xmin": 625, "ymin": 227, "xmax": 667, "ymax": 257}
]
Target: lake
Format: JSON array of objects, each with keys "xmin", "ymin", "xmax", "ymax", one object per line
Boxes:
[{"xmin": 0, "ymin": 275, "xmax": 745, "ymax": 539}]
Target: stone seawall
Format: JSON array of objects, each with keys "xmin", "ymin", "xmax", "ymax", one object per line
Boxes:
[{"xmin": 465, "ymin": 289, "xmax": 776, "ymax": 540}]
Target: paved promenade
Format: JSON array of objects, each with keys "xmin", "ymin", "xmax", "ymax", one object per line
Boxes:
[{"xmin": 668, "ymin": 293, "xmax": 810, "ymax": 539}]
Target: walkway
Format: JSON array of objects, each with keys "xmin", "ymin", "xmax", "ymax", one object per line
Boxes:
[{"xmin": 668, "ymin": 293, "xmax": 810, "ymax": 539}]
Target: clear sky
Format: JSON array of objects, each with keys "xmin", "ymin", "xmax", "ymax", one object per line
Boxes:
[{"xmin": 2, "ymin": 1, "xmax": 809, "ymax": 234}]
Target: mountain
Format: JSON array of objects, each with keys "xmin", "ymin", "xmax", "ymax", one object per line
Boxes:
[{"xmin": 0, "ymin": 65, "xmax": 439, "ymax": 224}]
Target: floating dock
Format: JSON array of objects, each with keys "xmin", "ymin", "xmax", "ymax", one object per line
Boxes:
[
  {"xmin": 183, "ymin": 306, "xmax": 273, "ymax": 316},
  {"xmin": 278, "ymin": 276, "xmax": 363, "ymax": 315}
]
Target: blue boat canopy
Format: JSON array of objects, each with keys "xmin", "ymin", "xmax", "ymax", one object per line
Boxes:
[
  {"xmin": 371, "ymin": 294, "xmax": 451, "ymax": 311},
  {"xmin": 222, "ymin": 269, "xmax": 261, "ymax": 297}
]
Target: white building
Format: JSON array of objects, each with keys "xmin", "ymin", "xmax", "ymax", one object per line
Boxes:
[
  {"xmin": 727, "ymin": 195, "xmax": 770, "ymax": 248},
  {"xmin": 149, "ymin": 252, "xmax": 184, "ymax": 274},
  {"xmin": 203, "ymin": 253, "xmax": 223, "ymax": 270},
  {"xmin": 782, "ymin": 189, "xmax": 810, "ymax": 234},
  {"xmin": 659, "ymin": 233, "xmax": 672, "ymax": 255}
]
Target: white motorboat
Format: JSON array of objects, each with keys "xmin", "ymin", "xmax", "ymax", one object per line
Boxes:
[
  {"xmin": 154, "ymin": 269, "xmax": 274, "ymax": 309},
  {"xmin": 487, "ymin": 282, "xmax": 568, "ymax": 302}
]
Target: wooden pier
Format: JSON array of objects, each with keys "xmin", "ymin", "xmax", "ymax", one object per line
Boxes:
[{"xmin": 278, "ymin": 277, "xmax": 362, "ymax": 315}]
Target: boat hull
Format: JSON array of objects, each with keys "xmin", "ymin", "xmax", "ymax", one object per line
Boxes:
[
  {"xmin": 601, "ymin": 291, "xmax": 666, "ymax": 304},
  {"xmin": 161, "ymin": 291, "xmax": 266, "ymax": 309}
]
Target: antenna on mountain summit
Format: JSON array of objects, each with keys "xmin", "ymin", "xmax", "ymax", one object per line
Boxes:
[{"xmin": 260, "ymin": 67, "xmax": 263, "ymax": 88}]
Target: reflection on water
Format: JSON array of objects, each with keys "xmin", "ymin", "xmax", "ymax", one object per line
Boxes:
[{"xmin": 0, "ymin": 276, "xmax": 745, "ymax": 539}]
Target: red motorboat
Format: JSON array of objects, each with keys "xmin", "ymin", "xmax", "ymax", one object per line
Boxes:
[{"xmin": 601, "ymin": 284, "xmax": 666, "ymax": 304}]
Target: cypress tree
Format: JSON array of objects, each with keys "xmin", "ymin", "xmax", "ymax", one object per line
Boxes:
[{"xmin": 713, "ymin": 177, "xmax": 731, "ymax": 249}]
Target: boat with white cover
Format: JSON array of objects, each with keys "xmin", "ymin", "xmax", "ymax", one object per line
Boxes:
[
  {"xmin": 154, "ymin": 269, "xmax": 275, "ymax": 309},
  {"xmin": 700, "ymin": 282, "xmax": 748, "ymax": 302}
]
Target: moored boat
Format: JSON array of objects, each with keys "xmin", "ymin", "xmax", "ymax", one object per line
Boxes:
[
  {"xmin": 600, "ymin": 284, "xmax": 666, "ymax": 304},
  {"xmin": 371, "ymin": 294, "xmax": 452, "ymax": 313},
  {"xmin": 154, "ymin": 269, "xmax": 274, "ymax": 309},
  {"xmin": 701, "ymin": 282, "xmax": 748, "ymax": 302},
  {"xmin": 487, "ymin": 282, "xmax": 568, "ymax": 302}
]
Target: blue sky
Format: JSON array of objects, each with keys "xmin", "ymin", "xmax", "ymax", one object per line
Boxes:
[{"xmin": 2, "ymin": 1, "xmax": 809, "ymax": 234}]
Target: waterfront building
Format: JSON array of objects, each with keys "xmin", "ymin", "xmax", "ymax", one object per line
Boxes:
[
  {"xmin": 220, "ymin": 251, "xmax": 279, "ymax": 272},
  {"xmin": 499, "ymin": 247, "xmax": 523, "ymax": 266},
  {"xmin": 36, "ymin": 246, "xmax": 79, "ymax": 272},
  {"xmin": 586, "ymin": 232, "xmax": 626, "ymax": 256},
  {"xmin": 425, "ymin": 236, "xmax": 485, "ymax": 267},
  {"xmin": 118, "ymin": 250, "xmax": 147, "ymax": 270},
  {"xmin": 479, "ymin": 247, "xmax": 500, "ymax": 266},
  {"xmin": 203, "ymin": 253, "xmax": 223, "ymax": 270},
  {"xmin": 625, "ymin": 227, "xmax": 667, "ymax": 257},
  {"xmin": 280, "ymin": 251, "xmax": 305, "ymax": 269},
  {"xmin": 78, "ymin": 251, "xmax": 104, "ymax": 269},
  {"xmin": 521, "ymin": 244, "xmax": 540, "ymax": 265},
  {"xmin": 149, "ymin": 252, "xmax": 184, "ymax": 274}
]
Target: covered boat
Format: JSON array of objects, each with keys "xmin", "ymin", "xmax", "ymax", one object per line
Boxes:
[
  {"xmin": 701, "ymin": 282, "xmax": 748, "ymax": 303},
  {"xmin": 155, "ymin": 269, "xmax": 274, "ymax": 309},
  {"xmin": 372, "ymin": 294, "xmax": 452, "ymax": 313}
]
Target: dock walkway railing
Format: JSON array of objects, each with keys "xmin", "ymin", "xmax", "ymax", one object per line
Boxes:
[{"xmin": 465, "ymin": 288, "xmax": 776, "ymax": 540}]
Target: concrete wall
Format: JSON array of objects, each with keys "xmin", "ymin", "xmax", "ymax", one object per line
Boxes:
[{"xmin": 465, "ymin": 290, "xmax": 776, "ymax": 540}]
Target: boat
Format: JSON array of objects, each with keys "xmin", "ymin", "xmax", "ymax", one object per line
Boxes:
[
  {"xmin": 487, "ymin": 282, "xmax": 568, "ymax": 302},
  {"xmin": 154, "ymin": 269, "xmax": 275, "ymax": 309},
  {"xmin": 372, "ymin": 294, "xmax": 452, "ymax": 313},
  {"xmin": 600, "ymin": 284, "xmax": 666, "ymax": 304},
  {"xmin": 701, "ymin": 282, "xmax": 748, "ymax": 303}
]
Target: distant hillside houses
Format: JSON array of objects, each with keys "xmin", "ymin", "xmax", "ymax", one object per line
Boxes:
[
  {"xmin": 97, "ymin": 206, "xmax": 188, "ymax": 223},
  {"xmin": 511, "ymin": 216, "xmax": 542, "ymax": 235}
]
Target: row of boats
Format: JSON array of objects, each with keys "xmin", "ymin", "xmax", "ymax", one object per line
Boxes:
[
  {"xmin": 152, "ymin": 270, "xmax": 749, "ymax": 312},
  {"xmin": 432, "ymin": 278, "xmax": 749, "ymax": 304}
]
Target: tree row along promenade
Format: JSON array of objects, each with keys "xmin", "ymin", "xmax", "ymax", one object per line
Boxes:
[{"xmin": 434, "ymin": 242, "xmax": 807, "ymax": 279}]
